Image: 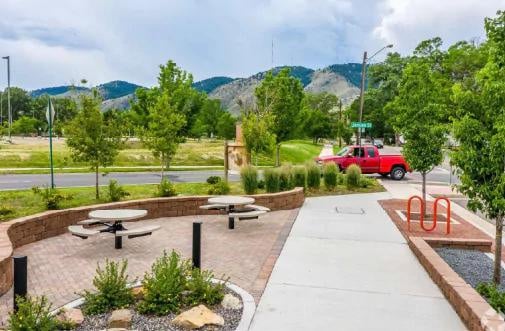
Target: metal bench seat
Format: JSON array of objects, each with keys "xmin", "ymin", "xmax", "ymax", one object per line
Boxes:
[
  {"xmin": 68, "ymin": 225, "xmax": 101, "ymax": 239},
  {"xmin": 228, "ymin": 210, "xmax": 267, "ymax": 220},
  {"xmin": 199, "ymin": 204, "xmax": 227, "ymax": 210},
  {"xmin": 115, "ymin": 225, "xmax": 161, "ymax": 239}
]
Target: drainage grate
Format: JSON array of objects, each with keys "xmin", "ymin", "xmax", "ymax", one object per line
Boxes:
[{"xmin": 335, "ymin": 206, "xmax": 365, "ymax": 214}]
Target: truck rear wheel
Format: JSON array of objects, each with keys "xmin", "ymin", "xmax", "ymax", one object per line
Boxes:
[{"xmin": 390, "ymin": 166, "xmax": 406, "ymax": 180}]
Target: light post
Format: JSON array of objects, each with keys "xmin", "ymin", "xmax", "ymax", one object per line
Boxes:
[
  {"xmin": 357, "ymin": 44, "xmax": 393, "ymax": 146},
  {"xmin": 2, "ymin": 56, "xmax": 11, "ymax": 142}
]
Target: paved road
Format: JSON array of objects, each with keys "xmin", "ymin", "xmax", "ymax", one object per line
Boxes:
[
  {"xmin": 250, "ymin": 193, "xmax": 465, "ymax": 330},
  {"xmin": 0, "ymin": 170, "xmax": 240, "ymax": 190}
]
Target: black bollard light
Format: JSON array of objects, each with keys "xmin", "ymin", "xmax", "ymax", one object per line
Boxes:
[
  {"xmin": 13, "ymin": 255, "xmax": 27, "ymax": 312},
  {"xmin": 192, "ymin": 222, "xmax": 202, "ymax": 269}
]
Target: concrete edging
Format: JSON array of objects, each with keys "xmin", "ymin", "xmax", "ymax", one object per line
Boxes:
[
  {"xmin": 408, "ymin": 236, "xmax": 505, "ymax": 331},
  {"xmin": 0, "ymin": 188, "xmax": 305, "ymax": 295}
]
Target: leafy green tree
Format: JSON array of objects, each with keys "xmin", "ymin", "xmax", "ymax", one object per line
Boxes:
[
  {"xmin": 301, "ymin": 92, "xmax": 338, "ymax": 143},
  {"xmin": 242, "ymin": 110, "xmax": 275, "ymax": 165},
  {"xmin": 216, "ymin": 112, "xmax": 236, "ymax": 139},
  {"xmin": 451, "ymin": 11, "xmax": 505, "ymax": 285},
  {"xmin": 65, "ymin": 93, "xmax": 124, "ymax": 199},
  {"xmin": 1, "ymin": 87, "xmax": 32, "ymax": 121},
  {"xmin": 255, "ymin": 68, "xmax": 304, "ymax": 166},
  {"xmin": 387, "ymin": 39, "xmax": 451, "ymax": 210},
  {"xmin": 11, "ymin": 116, "xmax": 39, "ymax": 136}
]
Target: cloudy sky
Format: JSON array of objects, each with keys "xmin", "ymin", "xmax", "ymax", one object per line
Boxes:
[{"xmin": 1, "ymin": 0, "xmax": 504, "ymax": 90}]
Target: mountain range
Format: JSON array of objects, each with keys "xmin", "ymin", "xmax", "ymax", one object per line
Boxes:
[{"xmin": 30, "ymin": 63, "xmax": 362, "ymax": 115}]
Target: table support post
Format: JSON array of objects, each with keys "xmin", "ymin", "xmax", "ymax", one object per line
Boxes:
[
  {"xmin": 115, "ymin": 236, "xmax": 122, "ymax": 249},
  {"xmin": 228, "ymin": 216, "xmax": 235, "ymax": 230}
]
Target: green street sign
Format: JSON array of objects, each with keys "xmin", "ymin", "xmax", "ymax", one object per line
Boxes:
[{"xmin": 351, "ymin": 122, "xmax": 372, "ymax": 129}]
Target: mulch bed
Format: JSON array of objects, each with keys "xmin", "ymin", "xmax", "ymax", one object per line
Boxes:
[{"xmin": 76, "ymin": 287, "xmax": 243, "ymax": 331}]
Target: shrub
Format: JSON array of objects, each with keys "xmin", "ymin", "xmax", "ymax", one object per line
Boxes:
[
  {"xmin": 264, "ymin": 168, "xmax": 280, "ymax": 193},
  {"xmin": 206, "ymin": 176, "xmax": 221, "ymax": 185},
  {"xmin": 107, "ymin": 180, "xmax": 130, "ymax": 202},
  {"xmin": 82, "ymin": 259, "xmax": 134, "ymax": 315},
  {"xmin": 158, "ymin": 178, "xmax": 177, "ymax": 197},
  {"xmin": 476, "ymin": 283, "xmax": 505, "ymax": 313},
  {"xmin": 8, "ymin": 296, "xmax": 57, "ymax": 331},
  {"xmin": 184, "ymin": 268, "xmax": 227, "ymax": 307},
  {"xmin": 138, "ymin": 250, "xmax": 189, "ymax": 315},
  {"xmin": 323, "ymin": 163, "xmax": 339, "ymax": 190},
  {"xmin": 359, "ymin": 176, "xmax": 375, "ymax": 188},
  {"xmin": 306, "ymin": 162, "xmax": 321, "ymax": 189},
  {"xmin": 279, "ymin": 165, "xmax": 294, "ymax": 191},
  {"xmin": 257, "ymin": 179, "xmax": 265, "ymax": 189},
  {"xmin": 240, "ymin": 165, "xmax": 258, "ymax": 195},
  {"xmin": 0, "ymin": 206, "xmax": 13, "ymax": 220},
  {"xmin": 293, "ymin": 166, "xmax": 307, "ymax": 189},
  {"xmin": 32, "ymin": 186, "xmax": 72, "ymax": 210},
  {"xmin": 208, "ymin": 181, "xmax": 231, "ymax": 195},
  {"xmin": 346, "ymin": 164, "xmax": 362, "ymax": 189}
]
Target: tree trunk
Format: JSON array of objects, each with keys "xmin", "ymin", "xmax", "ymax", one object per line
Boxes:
[
  {"xmin": 160, "ymin": 153, "xmax": 165, "ymax": 183},
  {"xmin": 422, "ymin": 172, "xmax": 427, "ymax": 216},
  {"xmin": 494, "ymin": 216, "xmax": 504, "ymax": 285},
  {"xmin": 395, "ymin": 132, "xmax": 400, "ymax": 147},
  {"xmin": 276, "ymin": 143, "xmax": 280, "ymax": 167},
  {"xmin": 95, "ymin": 165, "xmax": 99, "ymax": 200}
]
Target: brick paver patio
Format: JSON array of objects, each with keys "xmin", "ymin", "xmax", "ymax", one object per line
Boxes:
[{"xmin": 0, "ymin": 209, "xmax": 298, "ymax": 326}]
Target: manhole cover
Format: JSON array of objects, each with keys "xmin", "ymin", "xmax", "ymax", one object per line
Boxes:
[{"xmin": 335, "ymin": 206, "xmax": 365, "ymax": 214}]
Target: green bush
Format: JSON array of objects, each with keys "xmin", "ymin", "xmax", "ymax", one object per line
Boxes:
[
  {"xmin": 0, "ymin": 206, "xmax": 13, "ymax": 220},
  {"xmin": 8, "ymin": 296, "xmax": 57, "ymax": 331},
  {"xmin": 306, "ymin": 162, "xmax": 321, "ymax": 189},
  {"xmin": 279, "ymin": 165, "xmax": 294, "ymax": 191},
  {"xmin": 32, "ymin": 186, "xmax": 73, "ymax": 210},
  {"xmin": 346, "ymin": 164, "xmax": 362, "ymax": 188},
  {"xmin": 208, "ymin": 181, "xmax": 231, "ymax": 195},
  {"xmin": 264, "ymin": 168, "xmax": 280, "ymax": 193},
  {"xmin": 476, "ymin": 282, "xmax": 505, "ymax": 313},
  {"xmin": 138, "ymin": 251, "xmax": 189, "ymax": 315},
  {"xmin": 107, "ymin": 180, "xmax": 130, "ymax": 202},
  {"xmin": 257, "ymin": 179, "xmax": 265, "ymax": 189},
  {"xmin": 158, "ymin": 178, "xmax": 177, "ymax": 197},
  {"xmin": 184, "ymin": 268, "xmax": 227, "ymax": 307},
  {"xmin": 240, "ymin": 165, "xmax": 258, "ymax": 195},
  {"xmin": 206, "ymin": 176, "xmax": 221, "ymax": 185},
  {"xmin": 359, "ymin": 176, "xmax": 375, "ymax": 188},
  {"xmin": 323, "ymin": 163, "xmax": 339, "ymax": 190},
  {"xmin": 293, "ymin": 166, "xmax": 307, "ymax": 189},
  {"xmin": 82, "ymin": 259, "xmax": 134, "ymax": 315}
]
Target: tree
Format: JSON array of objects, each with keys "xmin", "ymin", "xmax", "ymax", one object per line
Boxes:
[
  {"xmin": 1, "ymin": 87, "xmax": 32, "ymax": 121},
  {"xmin": 242, "ymin": 110, "xmax": 275, "ymax": 165},
  {"xmin": 451, "ymin": 11, "xmax": 505, "ymax": 285},
  {"xmin": 216, "ymin": 112, "xmax": 236, "ymax": 139},
  {"xmin": 11, "ymin": 116, "xmax": 39, "ymax": 136},
  {"xmin": 65, "ymin": 93, "xmax": 124, "ymax": 199},
  {"xmin": 387, "ymin": 39, "xmax": 451, "ymax": 211},
  {"xmin": 255, "ymin": 68, "xmax": 304, "ymax": 166},
  {"xmin": 301, "ymin": 93, "xmax": 338, "ymax": 143}
]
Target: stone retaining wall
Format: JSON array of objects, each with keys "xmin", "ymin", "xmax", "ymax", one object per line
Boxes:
[
  {"xmin": 0, "ymin": 188, "xmax": 304, "ymax": 295},
  {"xmin": 409, "ymin": 236, "xmax": 505, "ymax": 330}
]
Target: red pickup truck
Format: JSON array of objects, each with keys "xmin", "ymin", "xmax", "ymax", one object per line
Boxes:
[{"xmin": 316, "ymin": 145, "xmax": 411, "ymax": 180}]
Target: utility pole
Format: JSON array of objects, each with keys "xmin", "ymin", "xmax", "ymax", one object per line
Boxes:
[
  {"xmin": 0, "ymin": 91, "xmax": 3, "ymax": 126},
  {"xmin": 357, "ymin": 51, "xmax": 367, "ymax": 147},
  {"xmin": 2, "ymin": 56, "xmax": 11, "ymax": 142},
  {"xmin": 338, "ymin": 99, "xmax": 343, "ymax": 147}
]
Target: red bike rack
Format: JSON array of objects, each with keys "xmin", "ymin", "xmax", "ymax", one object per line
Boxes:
[
  {"xmin": 433, "ymin": 197, "xmax": 451, "ymax": 235},
  {"xmin": 407, "ymin": 195, "xmax": 424, "ymax": 232},
  {"xmin": 406, "ymin": 196, "xmax": 451, "ymax": 234}
]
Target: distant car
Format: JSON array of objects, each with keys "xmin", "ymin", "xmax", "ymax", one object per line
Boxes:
[
  {"xmin": 373, "ymin": 139, "xmax": 384, "ymax": 149},
  {"xmin": 315, "ymin": 145, "xmax": 411, "ymax": 180}
]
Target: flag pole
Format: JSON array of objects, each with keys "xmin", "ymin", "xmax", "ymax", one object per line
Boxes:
[{"xmin": 48, "ymin": 98, "xmax": 55, "ymax": 188}]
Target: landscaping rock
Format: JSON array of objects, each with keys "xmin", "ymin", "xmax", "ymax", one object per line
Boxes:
[
  {"xmin": 221, "ymin": 293, "xmax": 242, "ymax": 310},
  {"xmin": 107, "ymin": 309, "xmax": 132, "ymax": 329},
  {"xmin": 57, "ymin": 307, "xmax": 84, "ymax": 326},
  {"xmin": 172, "ymin": 304, "xmax": 224, "ymax": 329},
  {"xmin": 131, "ymin": 286, "xmax": 144, "ymax": 300}
]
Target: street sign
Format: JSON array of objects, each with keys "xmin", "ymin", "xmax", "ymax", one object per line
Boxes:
[
  {"xmin": 351, "ymin": 122, "xmax": 372, "ymax": 129},
  {"xmin": 45, "ymin": 99, "xmax": 55, "ymax": 124}
]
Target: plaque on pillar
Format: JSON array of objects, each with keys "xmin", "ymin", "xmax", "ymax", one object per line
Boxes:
[{"xmin": 227, "ymin": 123, "xmax": 249, "ymax": 171}]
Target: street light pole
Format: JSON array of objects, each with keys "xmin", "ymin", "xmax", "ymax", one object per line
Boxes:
[
  {"xmin": 356, "ymin": 44, "xmax": 393, "ymax": 146},
  {"xmin": 2, "ymin": 56, "xmax": 11, "ymax": 142}
]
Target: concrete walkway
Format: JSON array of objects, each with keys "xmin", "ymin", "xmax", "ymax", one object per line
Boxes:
[{"xmin": 249, "ymin": 193, "xmax": 466, "ymax": 331}]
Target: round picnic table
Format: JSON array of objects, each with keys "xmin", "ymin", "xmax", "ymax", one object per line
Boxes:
[
  {"xmin": 208, "ymin": 196, "xmax": 255, "ymax": 229},
  {"xmin": 89, "ymin": 209, "xmax": 147, "ymax": 249}
]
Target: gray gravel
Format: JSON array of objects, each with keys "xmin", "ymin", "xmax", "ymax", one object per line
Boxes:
[
  {"xmin": 76, "ymin": 288, "xmax": 243, "ymax": 331},
  {"xmin": 435, "ymin": 247, "xmax": 505, "ymax": 291}
]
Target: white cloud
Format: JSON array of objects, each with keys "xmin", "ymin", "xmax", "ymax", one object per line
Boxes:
[{"xmin": 0, "ymin": 0, "xmax": 504, "ymax": 90}]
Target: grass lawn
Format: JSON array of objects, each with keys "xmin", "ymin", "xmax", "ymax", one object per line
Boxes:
[
  {"xmin": 0, "ymin": 138, "xmax": 323, "ymax": 173},
  {"xmin": 0, "ymin": 177, "xmax": 384, "ymax": 222}
]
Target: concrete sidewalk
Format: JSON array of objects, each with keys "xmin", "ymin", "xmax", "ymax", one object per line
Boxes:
[{"xmin": 249, "ymin": 193, "xmax": 465, "ymax": 331}]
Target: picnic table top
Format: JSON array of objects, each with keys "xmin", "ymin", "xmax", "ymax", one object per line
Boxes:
[
  {"xmin": 208, "ymin": 196, "xmax": 255, "ymax": 206},
  {"xmin": 88, "ymin": 209, "xmax": 148, "ymax": 221}
]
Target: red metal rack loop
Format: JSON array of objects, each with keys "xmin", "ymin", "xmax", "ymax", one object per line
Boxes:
[
  {"xmin": 407, "ymin": 196, "xmax": 424, "ymax": 232},
  {"xmin": 433, "ymin": 197, "xmax": 451, "ymax": 235}
]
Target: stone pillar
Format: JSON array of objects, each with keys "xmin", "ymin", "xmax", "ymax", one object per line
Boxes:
[{"xmin": 227, "ymin": 124, "xmax": 249, "ymax": 171}]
